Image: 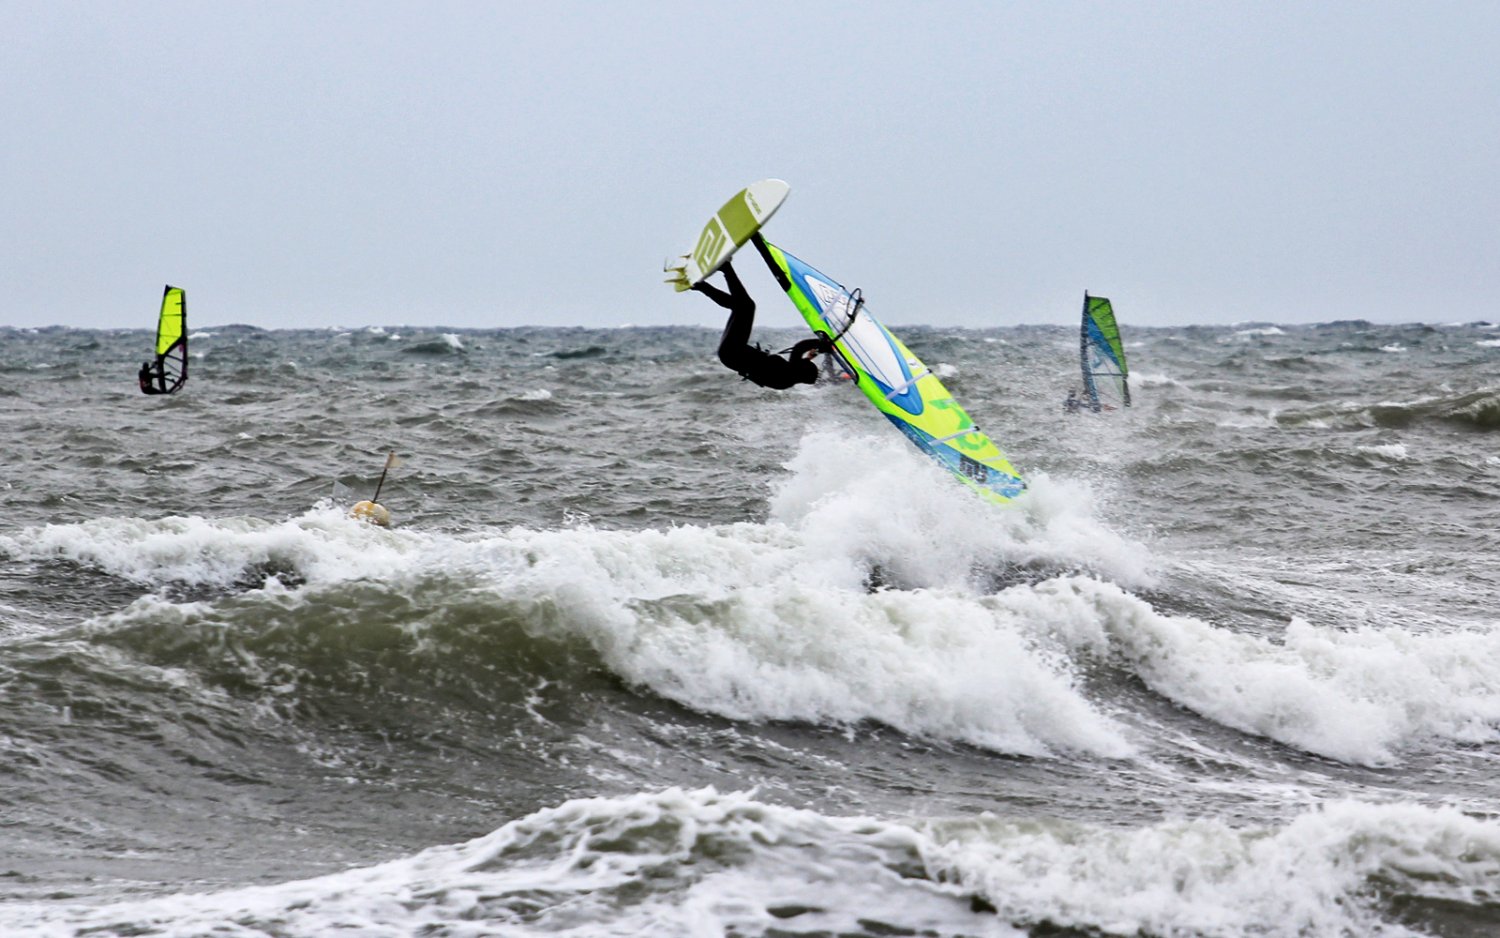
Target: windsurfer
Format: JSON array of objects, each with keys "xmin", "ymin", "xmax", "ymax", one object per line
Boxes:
[
  {"xmin": 693, "ymin": 259, "xmax": 828, "ymax": 390},
  {"xmin": 1064, "ymin": 387, "xmax": 1112, "ymax": 414},
  {"xmin": 138, "ymin": 361, "xmax": 164, "ymax": 395}
]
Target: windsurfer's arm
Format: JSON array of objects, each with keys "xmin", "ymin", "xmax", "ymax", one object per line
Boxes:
[
  {"xmin": 749, "ymin": 233, "xmax": 791, "ymax": 291},
  {"xmin": 788, "ymin": 337, "xmax": 829, "ymax": 360}
]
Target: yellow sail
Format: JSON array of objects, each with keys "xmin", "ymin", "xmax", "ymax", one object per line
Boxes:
[
  {"xmin": 156, "ymin": 286, "xmax": 185, "ymax": 356},
  {"xmin": 140, "ymin": 285, "xmax": 188, "ymax": 394}
]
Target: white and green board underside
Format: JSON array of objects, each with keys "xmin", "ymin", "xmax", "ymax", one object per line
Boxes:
[{"xmin": 665, "ymin": 179, "xmax": 789, "ymax": 291}]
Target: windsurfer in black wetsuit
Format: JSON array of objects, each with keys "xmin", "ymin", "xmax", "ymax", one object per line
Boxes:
[
  {"xmin": 1063, "ymin": 387, "xmax": 1111, "ymax": 414},
  {"xmin": 693, "ymin": 259, "xmax": 828, "ymax": 389},
  {"xmin": 138, "ymin": 361, "xmax": 165, "ymax": 395}
]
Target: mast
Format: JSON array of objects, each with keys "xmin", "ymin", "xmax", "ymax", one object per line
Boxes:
[{"xmin": 179, "ymin": 286, "xmax": 188, "ymax": 385}]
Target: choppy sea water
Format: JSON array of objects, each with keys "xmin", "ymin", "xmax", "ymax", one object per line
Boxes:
[{"xmin": 1, "ymin": 320, "xmax": 1498, "ymax": 937}]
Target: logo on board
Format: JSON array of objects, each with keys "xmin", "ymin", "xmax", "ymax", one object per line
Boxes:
[{"xmin": 693, "ymin": 220, "xmax": 727, "ymax": 274}]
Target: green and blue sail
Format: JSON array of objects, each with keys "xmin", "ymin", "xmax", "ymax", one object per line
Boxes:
[
  {"xmin": 1080, "ymin": 292, "xmax": 1129, "ymax": 409},
  {"xmin": 753, "ymin": 237, "xmax": 1025, "ymax": 504}
]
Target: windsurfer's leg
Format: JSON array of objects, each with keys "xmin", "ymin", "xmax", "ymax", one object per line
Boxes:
[
  {"xmin": 717, "ymin": 297, "xmax": 759, "ymax": 373},
  {"xmin": 692, "ymin": 281, "xmax": 735, "ymax": 309},
  {"xmin": 718, "ymin": 259, "xmax": 747, "ymax": 297},
  {"xmin": 693, "ymin": 259, "xmax": 751, "ymax": 311},
  {"xmin": 705, "ymin": 260, "xmax": 757, "ymax": 373}
]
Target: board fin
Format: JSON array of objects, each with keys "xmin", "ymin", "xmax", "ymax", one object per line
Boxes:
[{"xmin": 663, "ymin": 256, "xmax": 692, "ymax": 292}]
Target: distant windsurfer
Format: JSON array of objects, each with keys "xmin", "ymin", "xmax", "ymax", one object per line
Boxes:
[
  {"xmin": 138, "ymin": 361, "xmax": 165, "ymax": 395},
  {"xmin": 693, "ymin": 259, "xmax": 829, "ymax": 389},
  {"xmin": 1064, "ymin": 388, "xmax": 1113, "ymax": 413}
]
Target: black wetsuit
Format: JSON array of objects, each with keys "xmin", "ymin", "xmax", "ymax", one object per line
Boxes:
[
  {"xmin": 694, "ymin": 261, "xmax": 823, "ymax": 390},
  {"xmin": 138, "ymin": 362, "xmax": 165, "ymax": 395}
]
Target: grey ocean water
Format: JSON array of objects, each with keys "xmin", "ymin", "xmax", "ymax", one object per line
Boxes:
[{"xmin": 2, "ymin": 320, "xmax": 1499, "ymax": 937}]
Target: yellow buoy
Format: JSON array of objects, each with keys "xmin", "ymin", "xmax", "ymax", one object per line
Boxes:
[{"xmin": 350, "ymin": 500, "xmax": 391, "ymax": 527}]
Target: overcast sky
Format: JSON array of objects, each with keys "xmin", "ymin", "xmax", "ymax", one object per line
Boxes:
[{"xmin": 3, "ymin": 1, "xmax": 1496, "ymax": 330}]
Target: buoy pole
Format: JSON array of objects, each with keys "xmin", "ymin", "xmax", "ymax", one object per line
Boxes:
[
  {"xmin": 370, "ymin": 450, "xmax": 398, "ymax": 504},
  {"xmin": 351, "ymin": 451, "xmax": 399, "ymax": 527}
]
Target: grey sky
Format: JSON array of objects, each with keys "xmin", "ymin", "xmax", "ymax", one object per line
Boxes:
[{"xmin": 4, "ymin": 1, "xmax": 1496, "ymax": 330}]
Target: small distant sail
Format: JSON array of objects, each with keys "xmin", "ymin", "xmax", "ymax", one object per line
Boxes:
[
  {"xmin": 138, "ymin": 285, "xmax": 187, "ymax": 395},
  {"xmin": 1079, "ymin": 292, "xmax": 1129, "ymax": 410}
]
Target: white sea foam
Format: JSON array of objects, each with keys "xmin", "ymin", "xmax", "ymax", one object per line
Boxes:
[
  {"xmin": 1477, "ymin": 338, "xmax": 1500, "ymax": 348},
  {"xmin": 10, "ymin": 449, "xmax": 1494, "ymax": 766},
  {"xmin": 491, "ymin": 518, "xmax": 1498, "ymax": 763},
  {"xmin": 0, "ymin": 506, "xmax": 426, "ymax": 589},
  {"xmin": 770, "ymin": 429, "xmax": 1155, "ymax": 586},
  {"xmin": 1358, "ymin": 442, "xmax": 1409, "ymax": 460},
  {"xmin": 1054, "ymin": 577, "xmax": 1500, "ymax": 765},
  {"xmin": 1380, "ymin": 344, "xmax": 1407, "ymax": 353},
  {"xmin": 1231, "ymin": 326, "xmax": 1285, "ymax": 338},
  {"xmin": 0, "ymin": 789, "xmax": 1016, "ymax": 938},
  {"xmin": 927, "ymin": 797, "xmax": 1500, "ymax": 937},
  {"xmin": 3, "ymin": 788, "xmax": 1494, "ymax": 938},
  {"xmin": 1132, "ymin": 370, "xmax": 1179, "ymax": 388},
  {"xmin": 461, "ymin": 519, "xmax": 1134, "ymax": 758},
  {"xmin": 1, "ymin": 468, "xmax": 1141, "ymax": 757},
  {"xmin": 442, "ymin": 332, "xmax": 465, "ymax": 350},
  {"xmin": 431, "ymin": 434, "xmax": 1148, "ymax": 757},
  {"xmin": 1216, "ymin": 412, "xmax": 1279, "ymax": 429}
]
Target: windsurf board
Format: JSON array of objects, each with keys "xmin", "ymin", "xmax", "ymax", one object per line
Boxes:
[{"xmin": 664, "ymin": 179, "xmax": 789, "ymax": 292}]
